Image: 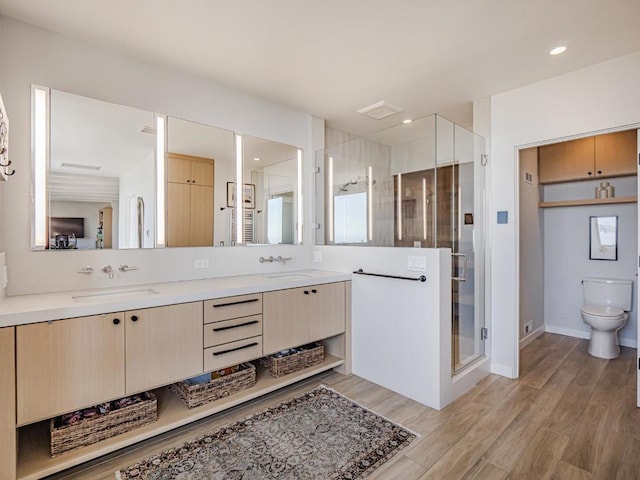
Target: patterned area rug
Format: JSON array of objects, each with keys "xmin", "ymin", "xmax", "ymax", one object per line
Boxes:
[{"xmin": 116, "ymin": 385, "xmax": 416, "ymax": 479}]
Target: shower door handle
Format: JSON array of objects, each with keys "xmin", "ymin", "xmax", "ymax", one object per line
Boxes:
[{"xmin": 452, "ymin": 253, "xmax": 467, "ymax": 281}]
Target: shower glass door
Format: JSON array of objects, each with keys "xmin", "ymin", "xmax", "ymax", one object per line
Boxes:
[{"xmin": 436, "ymin": 117, "xmax": 487, "ymax": 373}]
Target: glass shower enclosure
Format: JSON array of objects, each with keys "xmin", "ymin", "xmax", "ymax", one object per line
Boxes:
[{"xmin": 315, "ymin": 114, "xmax": 487, "ymax": 373}]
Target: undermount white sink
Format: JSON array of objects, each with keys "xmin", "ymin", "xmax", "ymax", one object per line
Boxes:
[
  {"xmin": 266, "ymin": 273, "xmax": 312, "ymax": 279},
  {"xmin": 72, "ymin": 288, "xmax": 158, "ymax": 303}
]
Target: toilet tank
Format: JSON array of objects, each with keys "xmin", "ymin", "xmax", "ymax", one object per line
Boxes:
[{"xmin": 582, "ymin": 277, "xmax": 633, "ymax": 310}]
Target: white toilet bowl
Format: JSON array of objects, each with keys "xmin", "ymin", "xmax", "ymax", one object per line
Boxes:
[{"xmin": 581, "ymin": 305, "xmax": 628, "ymax": 359}]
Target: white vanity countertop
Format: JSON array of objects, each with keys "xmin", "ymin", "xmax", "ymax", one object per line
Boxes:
[{"xmin": 0, "ymin": 269, "xmax": 351, "ymax": 327}]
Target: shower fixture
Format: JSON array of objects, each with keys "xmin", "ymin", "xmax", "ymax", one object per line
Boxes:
[{"xmin": 338, "ymin": 176, "xmax": 377, "ymax": 192}]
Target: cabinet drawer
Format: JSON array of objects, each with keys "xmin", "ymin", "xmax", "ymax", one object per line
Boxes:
[
  {"xmin": 204, "ymin": 294, "xmax": 263, "ymax": 323},
  {"xmin": 204, "ymin": 336, "xmax": 263, "ymax": 371},
  {"xmin": 204, "ymin": 315, "xmax": 262, "ymax": 348}
]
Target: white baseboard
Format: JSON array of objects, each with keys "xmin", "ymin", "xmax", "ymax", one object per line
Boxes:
[
  {"xmin": 519, "ymin": 326, "xmax": 545, "ymax": 349},
  {"xmin": 544, "ymin": 324, "xmax": 637, "ymax": 348},
  {"xmin": 490, "ymin": 363, "xmax": 515, "ymax": 378}
]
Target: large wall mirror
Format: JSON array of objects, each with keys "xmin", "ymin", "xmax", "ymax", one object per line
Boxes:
[{"xmin": 31, "ymin": 86, "xmax": 303, "ymax": 250}]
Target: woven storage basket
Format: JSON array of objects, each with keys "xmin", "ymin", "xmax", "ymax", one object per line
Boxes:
[
  {"xmin": 50, "ymin": 392, "xmax": 157, "ymax": 457},
  {"xmin": 170, "ymin": 363, "xmax": 256, "ymax": 409},
  {"xmin": 260, "ymin": 343, "xmax": 324, "ymax": 378}
]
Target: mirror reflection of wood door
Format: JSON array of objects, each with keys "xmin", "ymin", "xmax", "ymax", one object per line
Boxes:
[{"xmin": 166, "ymin": 153, "xmax": 214, "ymax": 247}]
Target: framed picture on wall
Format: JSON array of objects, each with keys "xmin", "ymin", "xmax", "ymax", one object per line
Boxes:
[
  {"xmin": 589, "ymin": 215, "xmax": 618, "ymax": 261},
  {"xmin": 226, "ymin": 182, "xmax": 256, "ymax": 209}
]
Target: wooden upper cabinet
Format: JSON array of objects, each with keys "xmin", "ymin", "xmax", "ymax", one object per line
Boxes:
[
  {"xmin": 167, "ymin": 153, "xmax": 214, "ymax": 186},
  {"xmin": 167, "ymin": 155, "xmax": 192, "ymax": 184},
  {"xmin": 594, "ymin": 130, "xmax": 637, "ymax": 177},
  {"xmin": 125, "ymin": 302, "xmax": 203, "ymax": 395},
  {"xmin": 190, "ymin": 161, "xmax": 214, "ymax": 186},
  {"xmin": 539, "ymin": 130, "xmax": 637, "ymax": 184},
  {"xmin": 16, "ymin": 314, "xmax": 126, "ymax": 425},
  {"xmin": 538, "ymin": 137, "xmax": 594, "ymax": 184}
]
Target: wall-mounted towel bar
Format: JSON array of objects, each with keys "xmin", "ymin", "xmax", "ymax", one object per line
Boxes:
[{"xmin": 353, "ymin": 268, "xmax": 426, "ymax": 283}]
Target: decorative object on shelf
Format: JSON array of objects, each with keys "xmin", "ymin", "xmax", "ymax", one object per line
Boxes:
[
  {"xmin": 117, "ymin": 386, "xmax": 415, "ymax": 480},
  {"xmin": 50, "ymin": 392, "xmax": 157, "ymax": 457},
  {"xmin": 170, "ymin": 363, "xmax": 256, "ymax": 409},
  {"xmin": 260, "ymin": 343, "xmax": 325, "ymax": 378},
  {"xmin": 589, "ymin": 215, "xmax": 618, "ymax": 261},
  {"xmin": 595, "ymin": 181, "xmax": 614, "ymax": 199},
  {"xmin": 0, "ymin": 93, "xmax": 15, "ymax": 178}
]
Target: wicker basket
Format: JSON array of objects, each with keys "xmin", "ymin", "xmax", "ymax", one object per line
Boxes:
[
  {"xmin": 50, "ymin": 392, "xmax": 157, "ymax": 457},
  {"xmin": 260, "ymin": 343, "xmax": 325, "ymax": 378},
  {"xmin": 170, "ymin": 363, "xmax": 256, "ymax": 409}
]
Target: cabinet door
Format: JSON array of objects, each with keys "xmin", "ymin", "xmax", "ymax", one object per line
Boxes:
[
  {"xmin": 125, "ymin": 302, "xmax": 203, "ymax": 394},
  {"xmin": 16, "ymin": 314, "xmax": 125, "ymax": 425},
  {"xmin": 167, "ymin": 182, "xmax": 191, "ymax": 247},
  {"xmin": 263, "ymin": 288, "xmax": 309, "ymax": 355},
  {"xmin": 190, "ymin": 161, "xmax": 214, "ymax": 187},
  {"xmin": 167, "ymin": 155, "xmax": 191, "ymax": 184},
  {"xmin": 308, "ymin": 282, "xmax": 346, "ymax": 342},
  {"xmin": 190, "ymin": 185, "xmax": 214, "ymax": 246},
  {"xmin": 538, "ymin": 137, "xmax": 595, "ymax": 184},
  {"xmin": 595, "ymin": 130, "xmax": 637, "ymax": 177}
]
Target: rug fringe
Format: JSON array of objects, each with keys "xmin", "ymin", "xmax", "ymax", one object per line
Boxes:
[{"xmin": 317, "ymin": 384, "xmax": 422, "ymax": 439}]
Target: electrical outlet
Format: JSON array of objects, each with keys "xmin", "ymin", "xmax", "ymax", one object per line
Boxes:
[
  {"xmin": 194, "ymin": 259, "xmax": 209, "ymax": 269},
  {"xmin": 407, "ymin": 256, "xmax": 427, "ymax": 272},
  {"xmin": 524, "ymin": 322, "xmax": 532, "ymax": 335},
  {"xmin": 313, "ymin": 251, "xmax": 322, "ymax": 263}
]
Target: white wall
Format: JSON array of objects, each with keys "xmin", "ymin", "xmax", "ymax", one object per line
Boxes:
[
  {"xmin": 118, "ymin": 153, "xmax": 155, "ymax": 249},
  {"xmin": 487, "ymin": 51, "xmax": 640, "ymax": 377},
  {"xmin": 518, "ymin": 148, "xmax": 545, "ymax": 341},
  {"xmin": 0, "ymin": 16, "xmax": 317, "ymax": 295},
  {"xmin": 543, "ymin": 177, "xmax": 638, "ymax": 347}
]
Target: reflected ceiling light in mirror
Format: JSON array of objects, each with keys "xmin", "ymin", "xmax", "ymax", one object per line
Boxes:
[
  {"xmin": 328, "ymin": 156, "xmax": 334, "ymax": 242},
  {"xmin": 403, "ymin": 119, "xmax": 413, "ymax": 124},
  {"xmin": 235, "ymin": 134, "xmax": 243, "ymax": 244},
  {"xmin": 155, "ymin": 114, "xmax": 166, "ymax": 247},
  {"xmin": 367, "ymin": 165, "xmax": 373, "ymax": 242},
  {"xmin": 550, "ymin": 45, "xmax": 567, "ymax": 55},
  {"xmin": 297, "ymin": 148, "xmax": 303, "ymax": 244},
  {"xmin": 32, "ymin": 85, "xmax": 49, "ymax": 249},
  {"xmin": 253, "ymin": 157, "xmax": 260, "ymax": 161},
  {"xmin": 397, "ymin": 173, "xmax": 402, "ymax": 240}
]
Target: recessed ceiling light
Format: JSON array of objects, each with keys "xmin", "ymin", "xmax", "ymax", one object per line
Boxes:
[
  {"xmin": 403, "ymin": 119, "xmax": 413, "ymax": 124},
  {"xmin": 550, "ymin": 46, "xmax": 567, "ymax": 56},
  {"xmin": 253, "ymin": 157, "xmax": 260, "ymax": 161}
]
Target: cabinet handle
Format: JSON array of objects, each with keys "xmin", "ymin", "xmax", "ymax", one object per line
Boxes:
[
  {"xmin": 131, "ymin": 315, "xmax": 138, "ymax": 322},
  {"xmin": 113, "ymin": 318, "xmax": 120, "ymax": 325},
  {"xmin": 187, "ymin": 180, "xmax": 191, "ymax": 183},
  {"xmin": 213, "ymin": 298, "xmax": 259, "ymax": 308},
  {"xmin": 597, "ymin": 170, "xmax": 602, "ymax": 174},
  {"xmin": 587, "ymin": 171, "xmax": 593, "ymax": 175},
  {"xmin": 312, "ymin": 289, "xmax": 317, "ymax": 294},
  {"xmin": 212, "ymin": 342, "xmax": 258, "ymax": 356},
  {"xmin": 212, "ymin": 320, "xmax": 259, "ymax": 332},
  {"xmin": 304, "ymin": 290, "xmax": 309, "ymax": 295},
  {"xmin": 192, "ymin": 180, "xmax": 196, "ymax": 184}
]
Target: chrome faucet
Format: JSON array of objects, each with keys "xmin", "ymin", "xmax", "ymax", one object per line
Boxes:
[{"xmin": 101, "ymin": 265, "xmax": 114, "ymax": 279}]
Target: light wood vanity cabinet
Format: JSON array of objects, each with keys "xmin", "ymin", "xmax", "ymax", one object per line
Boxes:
[
  {"xmin": 16, "ymin": 313, "xmax": 126, "ymax": 426},
  {"xmin": 125, "ymin": 302, "xmax": 203, "ymax": 394},
  {"xmin": 263, "ymin": 282, "xmax": 346, "ymax": 355},
  {"xmin": 538, "ymin": 129, "xmax": 637, "ymax": 184}
]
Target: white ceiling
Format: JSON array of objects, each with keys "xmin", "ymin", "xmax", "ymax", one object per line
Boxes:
[{"xmin": 3, "ymin": 0, "xmax": 640, "ymax": 135}]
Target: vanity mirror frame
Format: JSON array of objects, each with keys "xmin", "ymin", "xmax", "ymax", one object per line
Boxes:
[{"xmin": 30, "ymin": 86, "xmax": 305, "ymax": 251}]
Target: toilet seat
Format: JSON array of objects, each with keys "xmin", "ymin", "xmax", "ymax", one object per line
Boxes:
[{"xmin": 581, "ymin": 304, "xmax": 624, "ymax": 318}]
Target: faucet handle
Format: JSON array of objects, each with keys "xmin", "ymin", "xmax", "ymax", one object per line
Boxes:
[{"xmin": 119, "ymin": 264, "xmax": 138, "ymax": 272}]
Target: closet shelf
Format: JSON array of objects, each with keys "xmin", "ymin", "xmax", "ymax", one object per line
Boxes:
[{"xmin": 538, "ymin": 196, "xmax": 637, "ymax": 208}]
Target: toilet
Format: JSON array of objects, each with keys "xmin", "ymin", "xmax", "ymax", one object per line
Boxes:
[{"xmin": 581, "ymin": 277, "xmax": 632, "ymax": 359}]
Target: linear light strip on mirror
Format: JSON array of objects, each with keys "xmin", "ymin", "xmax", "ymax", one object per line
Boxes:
[
  {"xmin": 397, "ymin": 173, "xmax": 402, "ymax": 240},
  {"xmin": 328, "ymin": 156, "xmax": 334, "ymax": 243},
  {"xmin": 422, "ymin": 177, "xmax": 427, "ymax": 240},
  {"xmin": 367, "ymin": 165, "xmax": 373, "ymax": 242},
  {"xmin": 235, "ymin": 134, "xmax": 243, "ymax": 244},
  {"xmin": 155, "ymin": 114, "xmax": 166, "ymax": 247},
  {"xmin": 32, "ymin": 85, "xmax": 50, "ymax": 249},
  {"xmin": 297, "ymin": 148, "xmax": 303, "ymax": 244}
]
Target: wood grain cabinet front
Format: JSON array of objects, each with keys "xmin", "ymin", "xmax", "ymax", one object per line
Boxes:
[
  {"xmin": 263, "ymin": 282, "xmax": 346, "ymax": 355},
  {"xmin": 125, "ymin": 302, "xmax": 203, "ymax": 395},
  {"xmin": 16, "ymin": 314, "xmax": 126, "ymax": 426}
]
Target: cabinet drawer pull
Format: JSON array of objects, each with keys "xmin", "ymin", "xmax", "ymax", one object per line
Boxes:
[
  {"xmin": 213, "ymin": 342, "xmax": 258, "ymax": 356},
  {"xmin": 131, "ymin": 315, "xmax": 138, "ymax": 322},
  {"xmin": 113, "ymin": 318, "xmax": 120, "ymax": 325},
  {"xmin": 312, "ymin": 289, "xmax": 317, "ymax": 294},
  {"xmin": 213, "ymin": 298, "xmax": 259, "ymax": 308},
  {"xmin": 212, "ymin": 320, "xmax": 259, "ymax": 332},
  {"xmin": 304, "ymin": 290, "xmax": 309, "ymax": 295}
]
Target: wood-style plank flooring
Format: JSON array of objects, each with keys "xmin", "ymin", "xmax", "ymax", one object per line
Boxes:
[{"xmin": 47, "ymin": 333, "xmax": 639, "ymax": 479}]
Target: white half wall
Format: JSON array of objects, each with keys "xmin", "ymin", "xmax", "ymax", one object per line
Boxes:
[
  {"xmin": 0, "ymin": 16, "xmax": 318, "ymax": 295},
  {"xmin": 487, "ymin": 51, "xmax": 640, "ymax": 377}
]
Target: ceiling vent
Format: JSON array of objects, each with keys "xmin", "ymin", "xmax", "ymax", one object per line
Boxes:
[
  {"xmin": 357, "ymin": 101, "xmax": 403, "ymax": 120},
  {"xmin": 139, "ymin": 125, "xmax": 156, "ymax": 134},
  {"xmin": 60, "ymin": 162, "xmax": 101, "ymax": 171}
]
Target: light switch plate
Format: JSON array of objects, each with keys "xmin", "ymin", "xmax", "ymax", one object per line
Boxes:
[
  {"xmin": 194, "ymin": 259, "xmax": 209, "ymax": 269},
  {"xmin": 407, "ymin": 256, "xmax": 427, "ymax": 272},
  {"xmin": 313, "ymin": 251, "xmax": 322, "ymax": 263}
]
